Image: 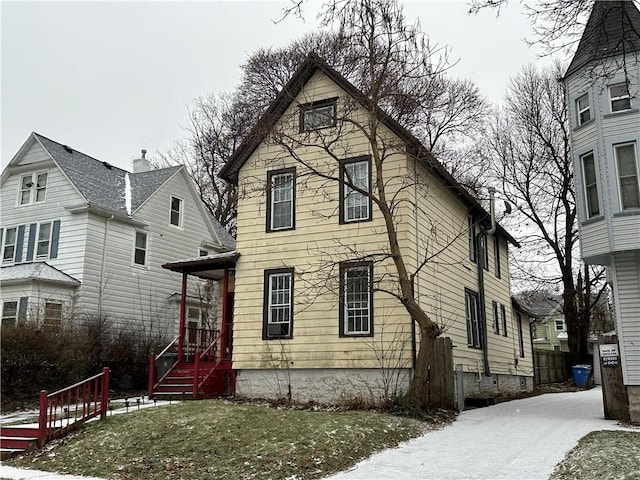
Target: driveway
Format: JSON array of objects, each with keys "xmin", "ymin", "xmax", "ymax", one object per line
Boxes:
[{"xmin": 327, "ymin": 387, "xmax": 630, "ymax": 480}]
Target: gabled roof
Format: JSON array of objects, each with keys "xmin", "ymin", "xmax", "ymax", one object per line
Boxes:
[
  {"xmin": 565, "ymin": 0, "xmax": 640, "ymax": 78},
  {"xmin": 0, "ymin": 262, "xmax": 80, "ymax": 286},
  {"xmin": 33, "ymin": 133, "xmax": 181, "ymax": 216},
  {"xmin": 220, "ymin": 53, "xmax": 519, "ymax": 246}
]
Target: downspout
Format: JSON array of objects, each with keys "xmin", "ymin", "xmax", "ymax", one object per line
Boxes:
[
  {"xmin": 98, "ymin": 215, "xmax": 114, "ymax": 317},
  {"xmin": 477, "ymin": 187, "xmax": 497, "ymax": 376}
]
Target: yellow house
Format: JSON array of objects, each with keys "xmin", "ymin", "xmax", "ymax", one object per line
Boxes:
[
  {"xmin": 159, "ymin": 54, "xmax": 534, "ymax": 406},
  {"xmin": 214, "ymin": 54, "xmax": 534, "ymax": 404}
]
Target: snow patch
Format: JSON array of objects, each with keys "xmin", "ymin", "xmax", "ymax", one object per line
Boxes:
[{"xmin": 124, "ymin": 173, "xmax": 132, "ymax": 215}]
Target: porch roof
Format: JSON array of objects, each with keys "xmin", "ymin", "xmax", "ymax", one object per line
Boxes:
[{"xmin": 162, "ymin": 251, "xmax": 239, "ymax": 280}]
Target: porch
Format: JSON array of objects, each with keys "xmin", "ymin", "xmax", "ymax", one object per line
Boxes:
[{"xmin": 149, "ymin": 251, "xmax": 238, "ymax": 399}]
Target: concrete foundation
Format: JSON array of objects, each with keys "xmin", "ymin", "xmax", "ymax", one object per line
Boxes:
[
  {"xmin": 458, "ymin": 371, "xmax": 533, "ymax": 399},
  {"xmin": 627, "ymin": 385, "xmax": 640, "ymax": 424},
  {"xmin": 235, "ymin": 368, "xmax": 411, "ymax": 404}
]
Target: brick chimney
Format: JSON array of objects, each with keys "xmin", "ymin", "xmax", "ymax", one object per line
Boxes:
[{"xmin": 132, "ymin": 149, "xmax": 150, "ymax": 173}]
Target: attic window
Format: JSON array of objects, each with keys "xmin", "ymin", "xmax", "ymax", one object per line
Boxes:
[
  {"xmin": 299, "ymin": 98, "xmax": 336, "ymax": 132},
  {"xmin": 19, "ymin": 171, "xmax": 48, "ymax": 205}
]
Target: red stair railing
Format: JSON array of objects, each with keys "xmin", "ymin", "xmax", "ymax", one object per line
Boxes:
[
  {"xmin": 148, "ymin": 336, "xmax": 179, "ymax": 397},
  {"xmin": 38, "ymin": 367, "xmax": 110, "ymax": 445},
  {"xmin": 193, "ymin": 330, "xmax": 224, "ymax": 397}
]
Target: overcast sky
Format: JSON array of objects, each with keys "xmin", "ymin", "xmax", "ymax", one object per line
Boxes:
[{"xmin": 1, "ymin": 1, "xmax": 553, "ymax": 171}]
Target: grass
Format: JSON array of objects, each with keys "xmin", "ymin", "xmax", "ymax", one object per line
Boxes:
[
  {"xmin": 551, "ymin": 430, "xmax": 640, "ymax": 480},
  {"xmin": 7, "ymin": 400, "xmax": 447, "ymax": 479}
]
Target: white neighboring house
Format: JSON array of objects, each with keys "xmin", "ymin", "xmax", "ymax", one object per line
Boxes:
[
  {"xmin": 0, "ymin": 132, "xmax": 235, "ymax": 337},
  {"xmin": 563, "ymin": 1, "xmax": 640, "ymax": 423}
]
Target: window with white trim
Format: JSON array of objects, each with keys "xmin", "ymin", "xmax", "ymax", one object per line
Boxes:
[
  {"xmin": 18, "ymin": 172, "xmax": 48, "ymax": 205},
  {"xmin": 267, "ymin": 168, "xmax": 295, "ymax": 231},
  {"xmin": 263, "ymin": 268, "xmax": 294, "ymax": 339},
  {"xmin": 134, "ymin": 231, "xmax": 148, "ymax": 266},
  {"xmin": 340, "ymin": 157, "xmax": 371, "ymax": 223},
  {"xmin": 340, "ymin": 262, "xmax": 373, "ymax": 336},
  {"xmin": 581, "ymin": 151, "xmax": 600, "ymax": 218},
  {"xmin": 614, "ymin": 142, "xmax": 640, "ymax": 210},
  {"xmin": 555, "ymin": 320, "xmax": 564, "ymax": 331},
  {"xmin": 609, "ymin": 83, "xmax": 631, "ymax": 112},
  {"xmin": 300, "ymin": 98, "xmax": 336, "ymax": 132},
  {"xmin": 2, "ymin": 227, "xmax": 17, "ymax": 263},
  {"xmin": 2, "ymin": 301, "xmax": 17, "ymax": 327},
  {"xmin": 465, "ymin": 289, "xmax": 481, "ymax": 348},
  {"xmin": 36, "ymin": 222, "xmax": 52, "ymax": 259},
  {"xmin": 170, "ymin": 196, "xmax": 183, "ymax": 227},
  {"xmin": 576, "ymin": 93, "xmax": 591, "ymax": 125}
]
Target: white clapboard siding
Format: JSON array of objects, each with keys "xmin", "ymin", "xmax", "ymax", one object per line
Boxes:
[{"xmin": 613, "ymin": 253, "xmax": 640, "ymax": 385}]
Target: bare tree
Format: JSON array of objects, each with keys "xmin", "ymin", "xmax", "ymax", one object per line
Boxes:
[
  {"xmin": 468, "ymin": 0, "xmax": 640, "ymax": 58},
  {"xmin": 485, "ymin": 62, "xmax": 606, "ymax": 364}
]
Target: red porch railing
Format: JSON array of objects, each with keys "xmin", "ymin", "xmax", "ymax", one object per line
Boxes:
[{"xmin": 38, "ymin": 367, "xmax": 110, "ymax": 445}]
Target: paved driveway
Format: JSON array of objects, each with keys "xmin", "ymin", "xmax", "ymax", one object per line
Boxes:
[{"xmin": 327, "ymin": 387, "xmax": 630, "ymax": 480}]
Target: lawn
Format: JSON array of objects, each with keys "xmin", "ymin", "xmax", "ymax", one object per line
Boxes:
[
  {"xmin": 7, "ymin": 400, "xmax": 447, "ymax": 479},
  {"xmin": 551, "ymin": 430, "xmax": 640, "ymax": 480}
]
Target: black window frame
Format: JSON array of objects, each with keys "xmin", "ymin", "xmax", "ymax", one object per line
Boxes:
[
  {"xmin": 299, "ymin": 97, "xmax": 337, "ymax": 132},
  {"xmin": 468, "ymin": 214, "xmax": 477, "ymax": 262},
  {"xmin": 262, "ymin": 267, "xmax": 294, "ymax": 340},
  {"xmin": 492, "ymin": 300, "xmax": 500, "ymax": 335},
  {"xmin": 266, "ymin": 167, "xmax": 296, "ymax": 232},
  {"xmin": 339, "ymin": 260, "xmax": 374, "ymax": 337},
  {"xmin": 501, "ymin": 304, "xmax": 508, "ymax": 337},
  {"xmin": 339, "ymin": 155, "xmax": 372, "ymax": 225},
  {"xmin": 465, "ymin": 288, "xmax": 481, "ymax": 349}
]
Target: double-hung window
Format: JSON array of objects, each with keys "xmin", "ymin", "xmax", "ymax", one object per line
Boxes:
[
  {"xmin": 468, "ymin": 215, "xmax": 477, "ymax": 262},
  {"xmin": 340, "ymin": 261, "xmax": 373, "ymax": 336},
  {"xmin": 300, "ymin": 98, "xmax": 336, "ymax": 132},
  {"xmin": 609, "ymin": 83, "xmax": 631, "ymax": 112},
  {"xmin": 36, "ymin": 222, "xmax": 52, "ymax": 259},
  {"xmin": 2, "ymin": 227, "xmax": 17, "ymax": 263},
  {"xmin": 134, "ymin": 231, "xmax": 148, "ymax": 266},
  {"xmin": 614, "ymin": 142, "xmax": 640, "ymax": 210},
  {"xmin": 340, "ymin": 156, "xmax": 371, "ymax": 224},
  {"xmin": 493, "ymin": 301, "xmax": 500, "ymax": 334},
  {"xmin": 576, "ymin": 93, "xmax": 591, "ymax": 125},
  {"xmin": 481, "ymin": 234, "xmax": 489, "ymax": 271},
  {"xmin": 19, "ymin": 172, "xmax": 48, "ymax": 205},
  {"xmin": 263, "ymin": 268, "xmax": 294, "ymax": 339},
  {"xmin": 2, "ymin": 301, "xmax": 18, "ymax": 327},
  {"xmin": 267, "ymin": 168, "xmax": 295, "ymax": 232},
  {"xmin": 581, "ymin": 152, "xmax": 600, "ymax": 217},
  {"xmin": 43, "ymin": 302, "xmax": 63, "ymax": 331},
  {"xmin": 465, "ymin": 289, "xmax": 481, "ymax": 348},
  {"xmin": 555, "ymin": 320, "xmax": 564, "ymax": 331},
  {"xmin": 170, "ymin": 196, "xmax": 183, "ymax": 227}
]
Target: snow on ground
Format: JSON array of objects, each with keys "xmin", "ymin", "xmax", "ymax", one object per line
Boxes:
[{"xmin": 326, "ymin": 387, "xmax": 632, "ymax": 480}]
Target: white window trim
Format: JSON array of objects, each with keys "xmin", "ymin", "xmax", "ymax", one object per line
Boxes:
[
  {"xmin": 576, "ymin": 93, "xmax": 591, "ymax": 126},
  {"xmin": 580, "ymin": 151, "xmax": 601, "ymax": 219},
  {"xmin": 342, "ymin": 159, "xmax": 370, "ymax": 223},
  {"xmin": 133, "ymin": 231, "xmax": 148, "ymax": 267},
  {"xmin": 613, "ymin": 142, "xmax": 640, "ymax": 211},
  {"xmin": 170, "ymin": 196, "xmax": 183, "ymax": 228},
  {"xmin": 609, "ymin": 83, "xmax": 632, "ymax": 113},
  {"xmin": 269, "ymin": 171, "xmax": 294, "ymax": 231},
  {"xmin": 2, "ymin": 227, "xmax": 18, "ymax": 264},
  {"xmin": 555, "ymin": 320, "xmax": 565, "ymax": 331},
  {"xmin": 2, "ymin": 301, "xmax": 18, "ymax": 327},
  {"xmin": 35, "ymin": 222, "xmax": 53, "ymax": 260},
  {"xmin": 18, "ymin": 171, "xmax": 48, "ymax": 206},
  {"xmin": 342, "ymin": 264, "xmax": 372, "ymax": 336}
]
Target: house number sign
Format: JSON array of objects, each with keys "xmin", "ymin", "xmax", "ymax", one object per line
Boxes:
[{"xmin": 599, "ymin": 344, "xmax": 619, "ymax": 367}]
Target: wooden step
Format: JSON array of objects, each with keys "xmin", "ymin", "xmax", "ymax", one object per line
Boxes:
[
  {"xmin": 0, "ymin": 426, "xmax": 39, "ymax": 437},
  {"xmin": 1, "ymin": 447, "xmax": 23, "ymax": 460},
  {"xmin": 0, "ymin": 435, "xmax": 38, "ymax": 450}
]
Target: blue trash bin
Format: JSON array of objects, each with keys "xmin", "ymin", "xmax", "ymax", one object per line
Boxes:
[{"xmin": 572, "ymin": 365, "xmax": 591, "ymax": 387}]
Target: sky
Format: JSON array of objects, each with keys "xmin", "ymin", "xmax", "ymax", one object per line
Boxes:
[{"xmin": 1, "ymin": 0, "xmax": 555, "ymax": 172}]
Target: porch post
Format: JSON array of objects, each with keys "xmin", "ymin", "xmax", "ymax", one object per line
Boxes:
[
  {"xmin": 220, "ymin": 268, "xmax": 229, "ymax": 359},
  {"xmin": 177, "ymin": 271, "xmax": 187, "ymax": 363}
]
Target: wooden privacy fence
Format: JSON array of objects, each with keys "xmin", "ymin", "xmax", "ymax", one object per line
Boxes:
[
  {"xmin": 425, "ymin": 337, "xmax": 455, "ymax": 409},
  {"xmin": 534, "ymin": 350, "xmax": 571, "ymax": 385}
]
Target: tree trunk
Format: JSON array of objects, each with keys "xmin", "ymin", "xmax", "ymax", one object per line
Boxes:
[{"xmin": 409, "ymin": 323, "xmax": 432, "ymax": 409}]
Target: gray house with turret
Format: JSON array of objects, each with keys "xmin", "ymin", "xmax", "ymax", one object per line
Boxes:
[{"xmin": 563, "ymin": 0, "xmax": 640, "ymax": 423}]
